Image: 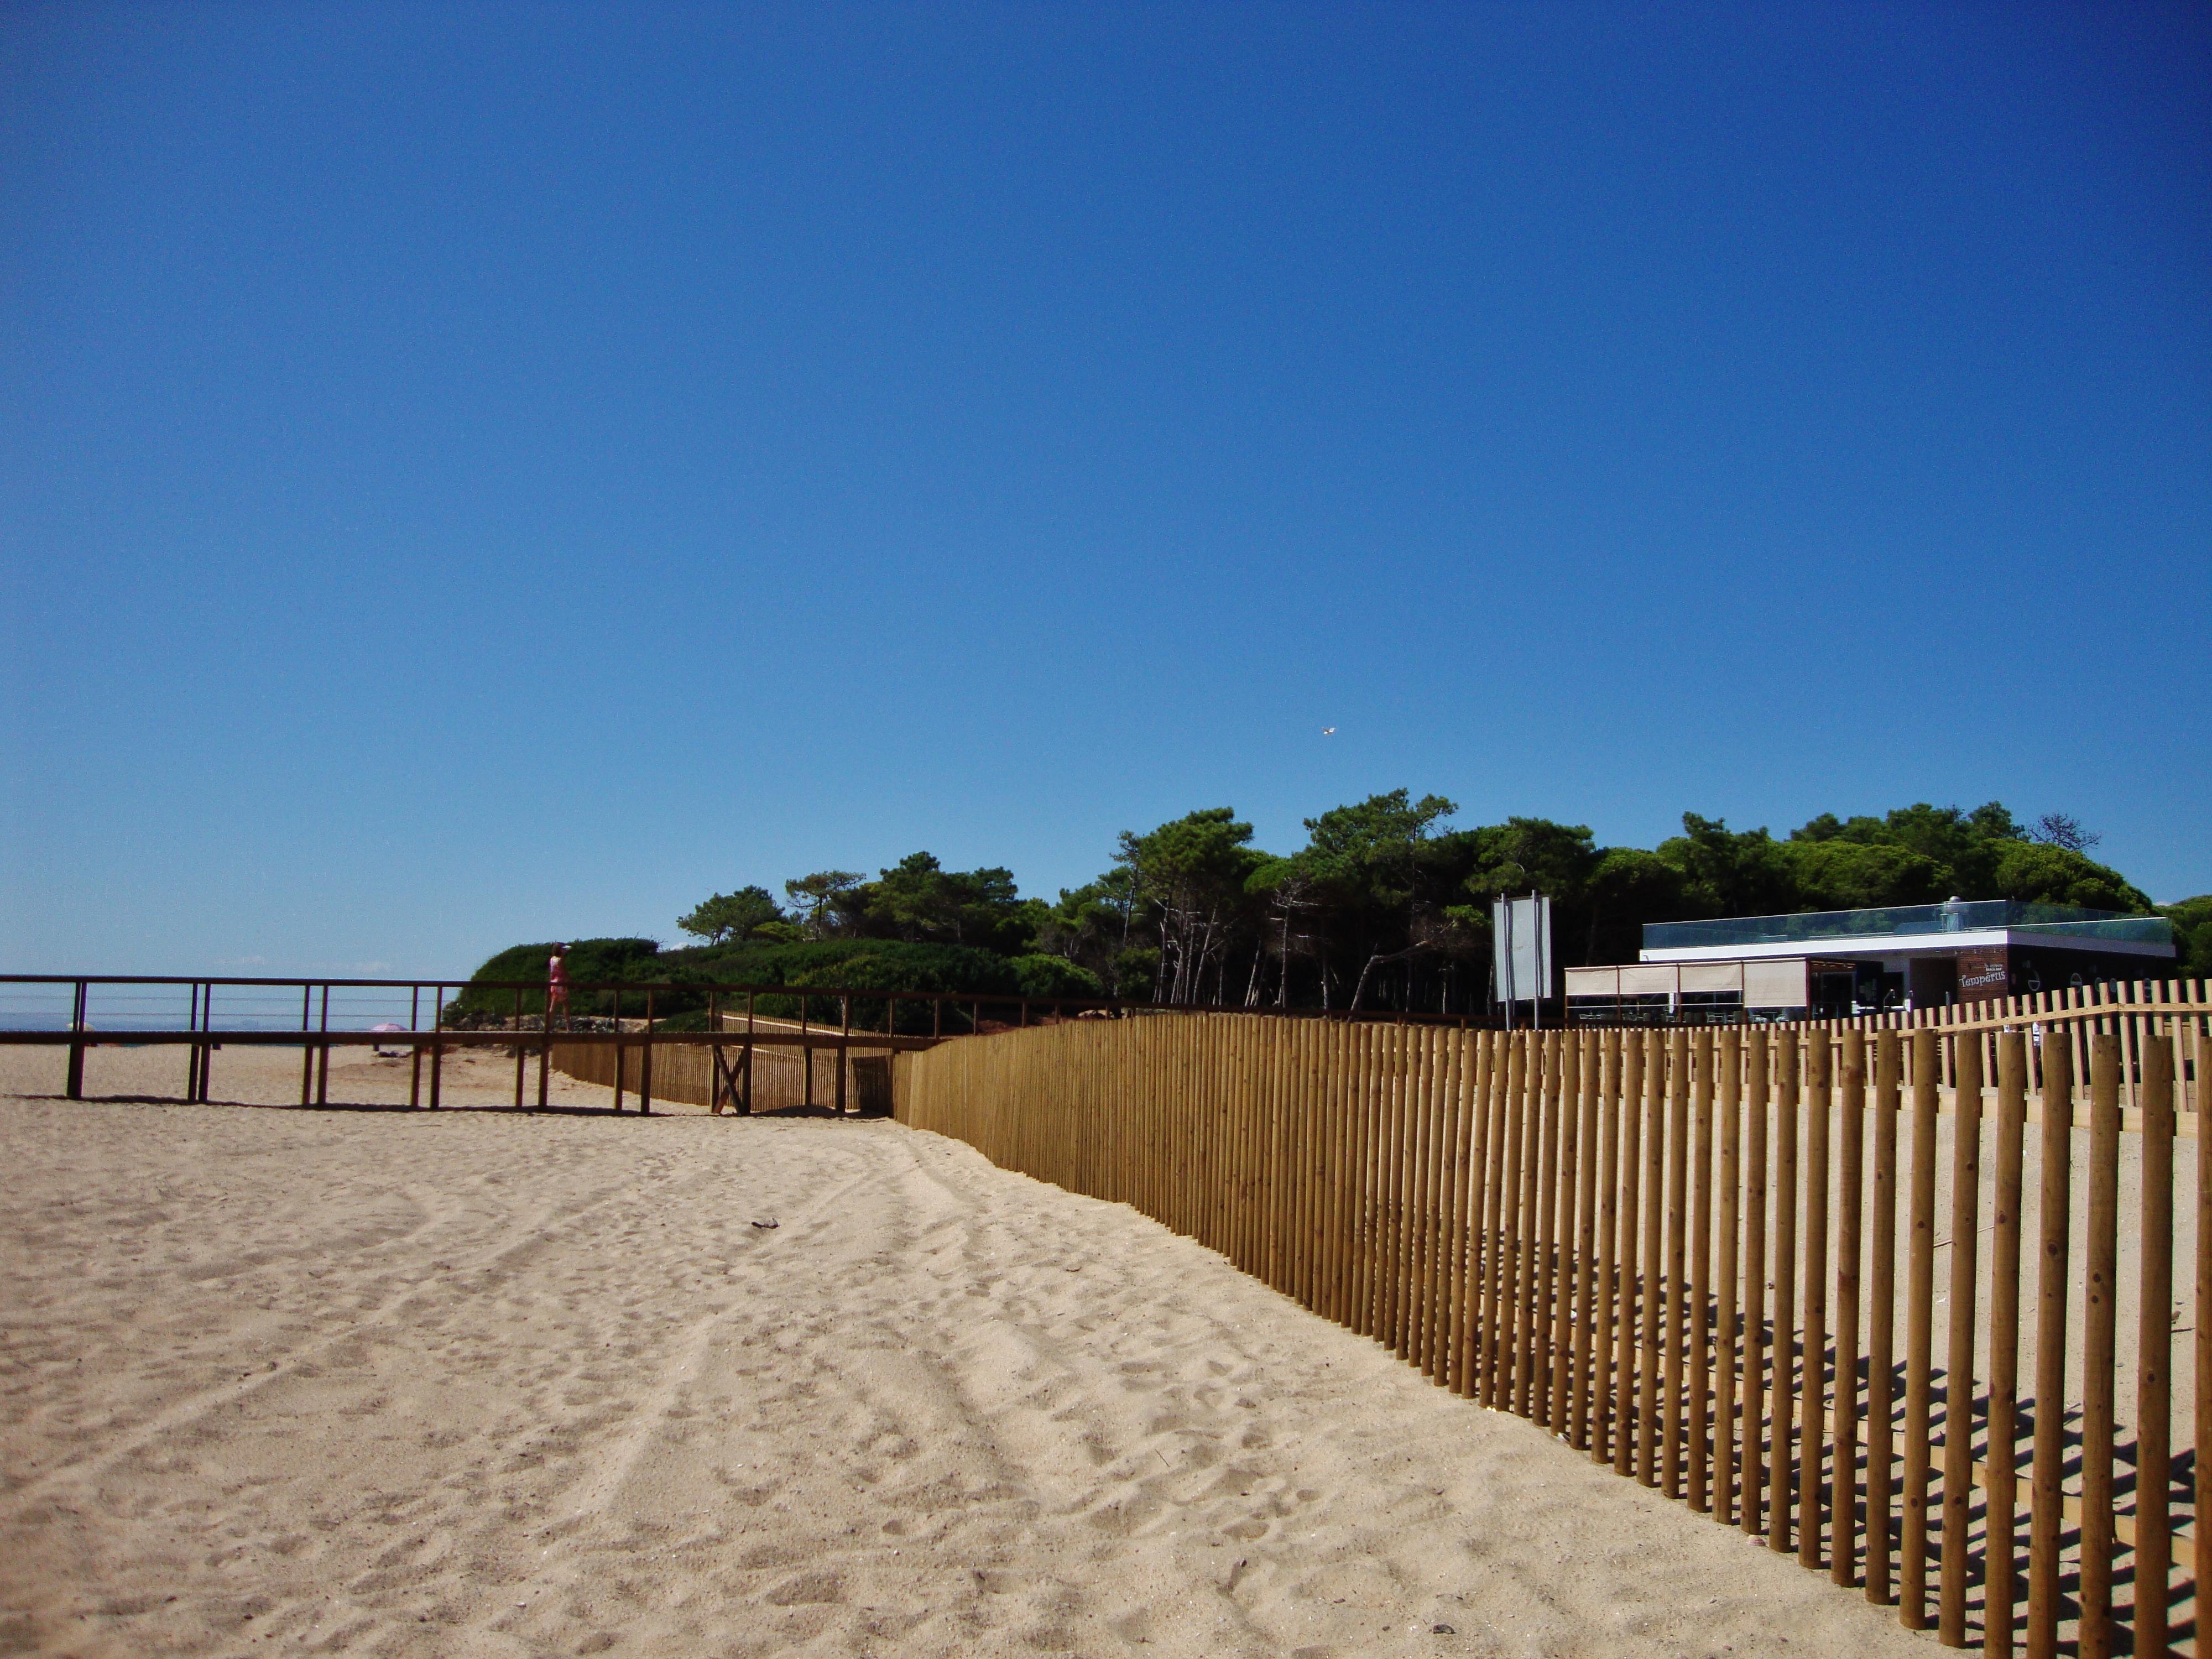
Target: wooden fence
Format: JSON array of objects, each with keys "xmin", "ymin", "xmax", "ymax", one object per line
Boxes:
[
  {"xmin": 895, "ymin": 982, "xmax": 2212, "ymax": 1656},
  {"xmin": 550, "ymin": 1039, "xmax": 892, "ymax": 1114}
]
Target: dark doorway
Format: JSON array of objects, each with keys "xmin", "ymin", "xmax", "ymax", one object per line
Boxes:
[{"xmin": 1909, "ymin": 957, "xmax": 1959, "ymax": 1010}]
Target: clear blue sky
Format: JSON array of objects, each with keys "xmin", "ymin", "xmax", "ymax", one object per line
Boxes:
[{"xmin": 3, "ymin": 3, "xmax": 2206, "ymax": 977}]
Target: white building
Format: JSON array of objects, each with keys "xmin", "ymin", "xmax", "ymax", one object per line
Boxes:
[{"xmin": 1563, "ymin": 899, "xmax": 2173, "ymax": 1023}]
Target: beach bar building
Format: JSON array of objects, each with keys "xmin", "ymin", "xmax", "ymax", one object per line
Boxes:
[{"xmin": 1564, "ymin": 898, "xmax": 2175, "ymax": 1024}]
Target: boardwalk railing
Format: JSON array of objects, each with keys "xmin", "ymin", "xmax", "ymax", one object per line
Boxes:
[
  {"xmin": 895, "ymin": 982, "xmax": 2212, "ymax": 1657},
  {"xmin": 0, "ymin": 974, "xmax": 959, "ymax": 1113},
  {"xmin": 547, "ymin": 1027, "xmax": 894, "ymax": 1116},
  {"xmin": 0, "ymin": 972, "xmax": 1498, "ymax": 1115}
]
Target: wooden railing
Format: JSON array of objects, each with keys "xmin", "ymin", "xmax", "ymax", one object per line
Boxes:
[
  {"xmin": 549, "ymin": 1029, "xmax": 893, "ymax": 1116},
  {"xmin": 0, "ymin": 971, "xmax": 1507, "ymax": 1114},
  {"xmin": 894, "ymin": 983, "xmax": 2212, "ymax": 1657}
]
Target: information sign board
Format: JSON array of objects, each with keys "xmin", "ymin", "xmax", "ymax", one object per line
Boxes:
[{"xmin": 1493, "ymin": 893, "xmax": 1553, "ymax": 1009}]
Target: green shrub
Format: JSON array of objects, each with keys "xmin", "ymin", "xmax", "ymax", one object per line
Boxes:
[{"xmin": 1008, "ymin": 954, "xmax": 1107, "ymax": 1000}]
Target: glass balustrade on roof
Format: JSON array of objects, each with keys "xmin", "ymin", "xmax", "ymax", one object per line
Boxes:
[{"xmin": 1642, "ymin": 900, "xmax": 2172, "ymax": 953}]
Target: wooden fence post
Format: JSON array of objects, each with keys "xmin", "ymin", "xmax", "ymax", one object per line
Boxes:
[
  {"xmin": 1870, "ymin": 1029, "xmax": 1912, "ymax": 1605},
  {"xmin": 1613, "ymin": 1028, "xmax": 1645, "ymax": 1477},
  {"xmin": 1463, "ymin": 1031, "xmax": 1500, "ymax": 1392},
  {"xmin": 429, "ymin": 987, "xmax": 444, "ymax": 1110},
  {"xmin": 1516, "ymin": 1032, "xmax": 1546, "ymax": 1417},
  {"xmin": 1937, "ymin": 1032, "xmax": 1984, "ymax": 1647},
  {"xmin": 2026, "ymin": 1034, "xmax": 2075, "ymax": 1657},
  {"xmin": 1743, "ymin": 1029, "xmax": 1770, "ymax": 1541},
  {"xmin": 1717, "ymin": 1027, "xmax": 1741, "ymax": 1526},
  {"xmin": 2134, "ymin": 1037, "xmax": 2174, "ymax": 1659},
  {"xmin": 1572, "ymin": 1028, "xmax": 1601, "ymax": 1451},
  {"xmin": 300, "ymin": 983, "xmax": 315, "ymax": 1106},
  {"xmin": 1900, "ymin": 1029, "xmax": 1940, "ymax": 1627},
  {"xmin": 1663, "ymin": 1029, "xmax": 1690, "ymax": 1500},
  {"xmin": 1835, "ymin": 1029, "xmax": 1868, "ymax": 1592},
  {"xmin": 1553, "ymin": 1031, "xmax": 1582, "ymax": 1436},
  {"xmin": 1441, "ymin": 1029, "xmax": 1474, "ymax": 1391},
  {"xmin": 1689, "ymin": 1027, "xmax": 1714, "ymax": 1512},
  {"xmin": 2078, "ymin": 1035, "xmax": 2122, "ymax": 1657},
  {"xmin": 1986, "ymin": 1030, "xmax": 2030, "ymax": 1658},
  {"xmin": 1771, "ymin": 1032, "xmax": 1801, "ymax": 1556},
  {"xmin": 66, "ymin": 979, "xmax": 86, "ymax": 1100},
  {"xmin": 1594, "ymin": 1029, "xmax": 1623, "ymax": 1466},
  {"xmin": 1640, "ymin": 1030, "xmax": 1666, "ymax": 1488},
  {"xmin": 1800, "ymin": 1032, "xmax": 1832, "ymax": 1572}
]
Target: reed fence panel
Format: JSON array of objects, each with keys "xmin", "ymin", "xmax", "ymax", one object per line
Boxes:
[{"xmin": 896, "ymin": 983, "xmax": 2211, "ymax": 1656}]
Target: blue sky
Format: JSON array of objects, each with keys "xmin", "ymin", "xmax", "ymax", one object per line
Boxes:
[{"xmin": 3, "ymin": 2, "xmax": 2206, "ymax": 977}]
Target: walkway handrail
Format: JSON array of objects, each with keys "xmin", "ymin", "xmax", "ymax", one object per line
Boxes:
[{"xmin": 0, "ymin": 971, "xmax": 1508, "ymax": 1030}]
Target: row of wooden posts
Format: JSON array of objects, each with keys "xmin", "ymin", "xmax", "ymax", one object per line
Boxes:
[{"xmin": 895, "ymin": 988, "xmax": 2212, "ymax": 1657}]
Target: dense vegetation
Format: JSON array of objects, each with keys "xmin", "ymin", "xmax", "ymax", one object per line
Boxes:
[
  {"xmin": 448, "ymin": 934, "xmax": 1092, "ymax": 1030},
  {"xmin": 458, "ymin": 797, "xmax": 2201, "ymax": 1020}
]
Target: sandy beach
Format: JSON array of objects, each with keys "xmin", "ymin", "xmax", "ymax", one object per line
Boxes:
[{"xmin": 1, "ymin": 1044, "xmax": 1933, "ymax": 1657}]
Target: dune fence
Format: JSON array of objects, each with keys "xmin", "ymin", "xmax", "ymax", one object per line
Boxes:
[{"xmin": 895, "ymin": 984, "xmax": 2212, "ymax": 1656}]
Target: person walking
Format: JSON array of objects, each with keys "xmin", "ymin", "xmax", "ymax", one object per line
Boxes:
[{"xmin": 546, "ymin": 943, "xmax": 571, "ymax": 1029}]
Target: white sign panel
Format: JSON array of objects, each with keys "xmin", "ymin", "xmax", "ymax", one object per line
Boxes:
[{"xmin": 1493, "ymin": 894, "xmax": 1553, "ymax": 1005}]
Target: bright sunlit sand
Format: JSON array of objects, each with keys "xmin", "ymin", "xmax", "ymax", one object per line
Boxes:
[{"xmin": 0, "ymin": 1045, "xmax": 1933, "ymax": 1657}]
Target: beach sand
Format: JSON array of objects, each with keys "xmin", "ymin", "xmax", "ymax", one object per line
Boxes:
[{"xmin": 1, "ymin": 1044, "xmax": 1933, "ymax": 1657}]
